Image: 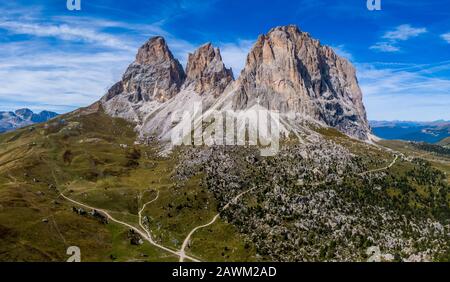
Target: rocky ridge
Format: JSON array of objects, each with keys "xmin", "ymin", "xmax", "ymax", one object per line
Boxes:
[
  {"xmin": 101, "ymin": 25, "xmax": 372, "ymax": 142},
  {"xmin": 185, "ymin": 43, "xmax": 234, "ymax": 97}
]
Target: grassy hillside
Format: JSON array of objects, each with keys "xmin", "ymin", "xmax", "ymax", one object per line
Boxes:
[
  {"xmin": 440, "ymin": 137, "xmax": 450, "ymax": 147},
  {"xmin": 380, "ymin": 140, "xmax": 450, "ymax": 184},
  {"xmin": 0, "ymin": 105, "xmax": 256, "ymax": 262},
  {"xmin": 0, "ymin": 105, "xmax": 449, "ymax": 262}
]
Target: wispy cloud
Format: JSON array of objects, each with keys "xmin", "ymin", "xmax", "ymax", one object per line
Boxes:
[
  {"xmin": 370, "ymin": 24, "xmax": 427, "ymax": 53},
  {"xmin": 164, "ymin": 38, "xmax": 197, "ymax": 67},
  {"xmin": 218, "ymin": 39, "xmax": 254, "ymax": 77},
  {"xmin": 441, "ymin": 32, "xmax": 450, "ymax": 43},
  {"xmin": 331, "ymin": 45, "xmax": 354, "ymax": 61},
  {"xmin": 383, "ymin": 24, "xmax": 427, "ymax": 41},
  {"xmin": 0, "ymin": 21, "xmax": 135, "ymax": 51},
  {"xmin": 0, "ymin": 0, "xmax": 448, "ymax": 123},
  {"xmin": 370, "ymin": 42, "xmax": 400, "ymax": 53},
  {"xmin": 357, "ymin": 62, "xmax": 450, "ymax": 120},
  {"xmin": 0, "ymin": 43, "xmax": 133, "ymax": 112},
  {"xmin": 0, "ymin": 5, "xmax": 196, "ymax": 113}
]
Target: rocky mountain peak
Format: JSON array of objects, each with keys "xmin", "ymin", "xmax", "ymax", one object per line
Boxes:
[
  {"xmin": 15, "ymin": 108, "xmax": 34, "ymax": 120},
  {"xmin": 103, "ymin": 36, "xmax": 186, "ymax": 104},
  {"xmin": 135, "ymin": 36, "xmax": 174, "ymax": 65},
  {"xmin": 101, "ymin": 26, "xmax": 372, "ymax": 141},
  {"xmin": 234, "ymin": 24, "xmax": 370, "ymax": 139},
  {"xmin": 268, "ymin": 24, "xmax": 300, "ymax": 33},
  {"xmin": 185, "ymin": 43, "xmax": 234, "ymax": 96}
]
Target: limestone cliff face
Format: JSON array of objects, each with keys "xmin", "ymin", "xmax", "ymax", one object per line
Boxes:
[
  {"xmin": 103, "ymin": 36, "xmax": 186, "ymax": 104},
  {"xmin": 185, "ymin": 43, "xmax": 234, "ymax": 97},
  {"xmin": 233, "ymin": 25, "xmax": 370, "ymax": 139},
  {"xmin": 101, "ymin": 25, "xmax": 372, "ymax": 141}
]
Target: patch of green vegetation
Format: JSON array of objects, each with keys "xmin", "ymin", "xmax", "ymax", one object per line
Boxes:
[
  {"xmin": 0, "ymin": 106, "xmax": 255, "ymax": 262},
  {"xmin": 2, "ymin": 107, "xmax": 447, "ymax": 262},
  {"xmin": 0, "ymin": 181, "xmax": 113, "ymax": 262},
  {"xmin": 313, "ymin": 127, "xmax": 347, "ymax": 138},
  {"xmin": 380, "ymin": 140, "xmax": 450, "ymax": 185},
  {"xmin": 411, "ymin": 142, "xmax": 450, "ymax": 156},
  {"xmin": 187, "ymin": 218, "xmax": 260, "ymax": 262},
  {"xmin": 105, "ymin": 223, "xmax": 178, "ymax": 262},
  {"xmin": 351, "ymin": 156, "xmax": 450, "ymax": 221},
  {"xmin": 142, "ymin": 173, "xmax": 218, "ymax": 250}
]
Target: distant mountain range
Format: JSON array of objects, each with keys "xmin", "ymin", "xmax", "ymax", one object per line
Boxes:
[
  {"xmin": 371, "ymin": 120, "xmax": 450, "ymax": 144},
  {"xmin": 0, "ymin": 108, "xmax": 58, "ymax": 133}
]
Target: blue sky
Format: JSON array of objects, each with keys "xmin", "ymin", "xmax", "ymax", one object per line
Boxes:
[{"xmin": 0, "ymin": 0, "xmax": 449, "ymax": 121}]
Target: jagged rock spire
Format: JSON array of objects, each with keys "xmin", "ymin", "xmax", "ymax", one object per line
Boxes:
[
  {"xmin": 101, "ymin": 26, "xmax": 372, "ymax": 141},
  {"xmin": 136, "ymin": 36, "xmax": 177, "ymax": 65},
  {"xmin": 185, "ymin": 43, "xmax": 234, "ymax": 96},
  {"xmin": 103, "ymin": 36, "xmax": 186, "ymax": 104}
]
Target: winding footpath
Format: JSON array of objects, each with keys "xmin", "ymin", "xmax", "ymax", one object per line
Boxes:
[
  {"xmin": 59, "ymin": 191, "xmax": 199, "ymax": 262},
  {"xmin": 138, "ymin": 190, "xmax": 159, "ymax": 239},
  {"xmin": 179, "ymin": 187, "xmax": 257, "ymax": 262},
  {"xmin": 59, "ymin": 153, "xmax": 399, "ymax": 262},
  {"xmin": 359, "ymin": 154, "xmax": 398, "ymax": 176}
]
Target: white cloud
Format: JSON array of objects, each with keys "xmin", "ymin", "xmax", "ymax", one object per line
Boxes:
[
  {"xmin": 331, "ymin": 45, "xmax": 354, "ymax": 61},
  {"xmin": 369, "ymin": 42, "xmax": 400, "ymax": 53},
  {"xmin": 164, "ymin": 38, "xmax": 197, "ymax": 67},
  {"xmin": 357, "ymin": 62, "xmax": 450, "ymax": 121},
  {"xmin": 441, "ymin": 32, "xmax": 450, "ymax": 43},
  {"xmin": 0, "ymin": 21, "xmax": 135, "ymax": 51},
  {"xmin": 370, "ymin": 24, "xmax": 427, "ymax": 53},
  {"xmin": 0, "ymin": 45, "xmax": 133, "ymax": 113},
  {"xmin": 383, "ymin": 24, "xmax": 427, "ymax": 41},
  {"xmin": 218, "ymin": 39, "xmax": 254, "ymax": 77}
]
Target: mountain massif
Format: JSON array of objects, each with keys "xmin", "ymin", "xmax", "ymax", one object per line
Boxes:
[
  {"xmin": 102, "ymin": 25, "xmax": 371, "ymax": 143},
  {"xmin": 0, "ymin": 109, "xmax": 58, "ymax": 133}
]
